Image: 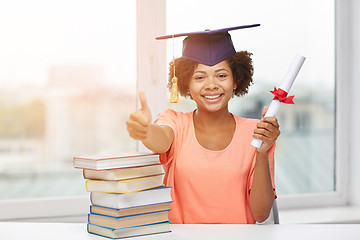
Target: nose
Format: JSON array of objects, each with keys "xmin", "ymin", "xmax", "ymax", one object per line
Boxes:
[{"xmin": 204, "ymin": 77, "xmax": 218, "ymax": 90}]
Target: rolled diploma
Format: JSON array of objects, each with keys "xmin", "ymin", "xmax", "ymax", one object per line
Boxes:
[{"xmin": 251, "ymin": 54, "xmax": 306, "ymax": 148}]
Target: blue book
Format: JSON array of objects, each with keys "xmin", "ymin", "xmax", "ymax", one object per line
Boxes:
[
  {"xmin": 87, "ymin": 221, "xmax": 171, "ymax": 239},
  {"xmin": 88, "ymin": 210, "xmax": 170, "ymax": 229}
]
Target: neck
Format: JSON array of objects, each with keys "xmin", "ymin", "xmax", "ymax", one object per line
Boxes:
[{"xmin": 193, "ymin": 107, "xmax": 233, "ymax": 129}]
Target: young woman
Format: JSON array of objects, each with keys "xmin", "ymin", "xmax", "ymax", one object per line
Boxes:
[{"xmin": 126, "ymin": 25, "xmax": 280, "ymax": 224}]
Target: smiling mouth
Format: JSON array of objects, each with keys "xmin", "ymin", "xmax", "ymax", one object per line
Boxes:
[{"xmin": 203, "ymin": 94, "xmax": 223, "ymax": 99}]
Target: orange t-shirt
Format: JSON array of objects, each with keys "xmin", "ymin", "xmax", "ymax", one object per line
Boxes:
[{"xmin": 154, "ymin": 109, "xmax": 276, "ymax": 224}]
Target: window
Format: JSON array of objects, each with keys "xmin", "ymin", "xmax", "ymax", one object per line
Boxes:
[
  {"xmin": 0, "ymin": 0, "xmax": 346, "ymax": 220},
  {"xmin": 0, "ymin": 0, "xmax": 137, "ymax": 204},
  {"xmin": 166, "ymin": 0, "xmax": 337, "ymax": 205}
]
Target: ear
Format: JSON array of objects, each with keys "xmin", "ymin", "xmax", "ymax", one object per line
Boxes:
[
  {"xmin": 233, "ymin": 83, "xmax": 237, "ymax": 90},
  {"xmin": 186, "ymin": 88, "xmax": 193, "ymax": 99}
]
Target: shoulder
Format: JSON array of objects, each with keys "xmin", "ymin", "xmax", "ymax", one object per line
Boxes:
[
  {"xmin": 155, "ymin": 108, "xmax": 192, "ymax": 120},
  {"xmin": 154, "ymin": 108, "xmax": 193, "ymax": 128},
  {"xmin": 232, "ymin": 114, "xmax": 260, "ymax": 137},
  {"xmin": 233, "ymin": 114, "xmax": 259, "ymax": 128}
]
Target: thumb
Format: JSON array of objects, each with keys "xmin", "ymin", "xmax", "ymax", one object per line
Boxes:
[
  {"xmin": 138, "ymin": 91, "xmax": 152, "ymax": 122},
  {"xmin": 139, "ymin": 91, "xmax": 149, "ymax": 111},
  {"xmin": 261, "ymin": 106, "xmax": 268, "ymax": 120}
]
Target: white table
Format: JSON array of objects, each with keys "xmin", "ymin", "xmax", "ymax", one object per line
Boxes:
[{"xmin": 0, "ymin": 222, "xmax": 359, "ymax": 240}]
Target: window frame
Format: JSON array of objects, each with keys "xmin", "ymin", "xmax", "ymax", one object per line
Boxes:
[
  {"xmin": 0, "ymin": 0, "xmax": 350, "ymax": 220},
  {"xmin": 276, "ymin": 0, "xmax": 350, "ymax": 210},
  {"xmin": 0, "ymin": 0, "xmax": 165, "ymax": 221},
  {"xmin": 154, "ymin": 0, "xmax": 349, "ymax": 210}
]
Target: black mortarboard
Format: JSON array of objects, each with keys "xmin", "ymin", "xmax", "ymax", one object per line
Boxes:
[{"xmin": 156, "ymin": 24, "xmax": 260, "ymax": 66}]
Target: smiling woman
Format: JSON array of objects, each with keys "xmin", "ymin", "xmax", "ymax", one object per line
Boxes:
[
  {"xmin": 189, "ymin": 61, "xmax": 238, "ymax": 151},
  {"xmin": 189, "ymin": 61, "xmax": 238, "ymax": 113},
  {"xmin": 169, "ymin": 51, "xmax": 254, "ymax": 99},
  {"xmin": 127, "ymin": 22, "xmax": 279, "ymax": 223},
  {"xmin": 163, "ymin": 0, "xmax": 338, "ymax": 212}
]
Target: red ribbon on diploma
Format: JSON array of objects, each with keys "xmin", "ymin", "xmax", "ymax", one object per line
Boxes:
[{"xmin": 270, "ymin": 87, "xmax": 295, "ymax": 104}]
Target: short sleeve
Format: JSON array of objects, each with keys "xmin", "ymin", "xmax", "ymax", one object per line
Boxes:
[
  {"xmin": 154, "ymin": 109, "xmax": 178, "ymax": 132},
  {"xmin": 154, "ymin": 109, "xmax": 179, "ymax": 165}
]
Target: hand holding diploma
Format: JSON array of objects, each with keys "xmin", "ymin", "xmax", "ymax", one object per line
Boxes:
[
  {"xmin": 251, "ymin": 54, "xmax": 306, "ymax": 149},
  {"xmin": 253, "ymin": 106, "xmax": 281, "ymax": 153}
]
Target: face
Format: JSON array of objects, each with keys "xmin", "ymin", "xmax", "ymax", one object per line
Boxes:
[{"xmin": 188, "ymin": 60, "xmax": 236, "ymax": 113}]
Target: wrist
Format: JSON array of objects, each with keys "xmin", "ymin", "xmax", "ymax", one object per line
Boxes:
[
  {"xmin": 255, "ymin": 150, "xmax": 269, "ymax": 163},
  {"xmin": 256, "ymin": 148, "xmax": 269, "ymax": 155}
]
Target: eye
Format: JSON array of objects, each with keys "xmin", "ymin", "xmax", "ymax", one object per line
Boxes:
[
  {"xmin": 217, "ymin": 73, "xmax": 228, "ymax": 79},
  {"xmin": 193, "ymin": 74, "xmax": 205, "ymax": 81}
]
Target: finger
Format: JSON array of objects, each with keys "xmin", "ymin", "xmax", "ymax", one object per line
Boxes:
[
  {"xmin": 254, "ymin": 127, "xmax": 272, "ymax": 137},
  {"xmin": 253, "ymin": 131, "xmax": 277, "ymax": 145},
  {"xmin": 254, "ymin": 123, "xmax": 280, "ymax": 139},
  {"xmin": 261, "ymin": 106, "xmax": 268, "ymax": 120},
  {"xmin": 254, "ymin": 127, "xmax": 279, "ymax": 137},
  {"xmin": 139, "ymin": 91, "xmax": 148, "ymax": 111},
  {"xmin": 256, "ymin": 122, "xmax": 279, "ymax": 135},
  {"xmin": 126, "ymin": 119, "xmax": 149, "ymax": 133},
  {"xmin": 126, "ymin": 120, "xmax": 149, "ymax": 140},
  {"xmin": 262, "ymin": 117, "xmax": 279, "ymax": 128},
  {"xmin": 128, "ymin": 131, "xmax": 148, "ymax": 140},
  {"xmin": 253, "ymin": 132, "xmax": 270, "ymax": 144},
  {"xmin": 128, "ymin": 111, "xmax": 149, "ymax": 127}
]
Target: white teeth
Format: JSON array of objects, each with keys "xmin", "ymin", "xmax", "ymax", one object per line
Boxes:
[{"xmin": 204, "ymin": 94, "xmax": 221, "ymax": 99}]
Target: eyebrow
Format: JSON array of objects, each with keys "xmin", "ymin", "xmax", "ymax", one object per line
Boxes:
[{"xmin": 193, "ymin": 68, "xmax": 230, "ymax": 74}]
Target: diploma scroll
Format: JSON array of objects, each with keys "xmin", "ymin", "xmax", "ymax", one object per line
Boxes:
[{"xmin": 251, "ymin": 54, "xmax": 306, "ymax": 148}]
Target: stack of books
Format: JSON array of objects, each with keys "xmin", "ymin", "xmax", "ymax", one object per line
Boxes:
[{"xmin": 73, "ymin": 152, "xmax": 172, "ymax": 239}]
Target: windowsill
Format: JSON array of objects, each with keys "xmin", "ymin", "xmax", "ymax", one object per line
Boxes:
[{"xmin": 279, "ymin": 206, "xmax": 360, "ymax": 224}]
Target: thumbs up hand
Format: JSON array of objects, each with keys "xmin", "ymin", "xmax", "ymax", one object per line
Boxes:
[{"xmin": 126, "ymin": 91, "xmax": 152, "ymax": 141}]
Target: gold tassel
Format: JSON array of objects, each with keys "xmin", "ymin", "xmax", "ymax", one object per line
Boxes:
[
  {"xmin": 169, "ymin": 35, "xmax": 179, "ymax": 103},
  {"xmin": 170, "ymin": 76, "xmax": 179, "ymax": 103}
]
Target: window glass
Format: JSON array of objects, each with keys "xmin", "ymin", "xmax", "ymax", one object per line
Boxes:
[
  {"xmin": 166, "ymin": 0, "xmax": 335, "ymax": 195},
  {"xmin": 0, "ymin": 0, "xmax": 137, "ymax": 199}
]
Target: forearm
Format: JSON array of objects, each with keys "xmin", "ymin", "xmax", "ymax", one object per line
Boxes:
[
  {"xmin": 249, "ymin": 151, "xmax": 275, "ymax": 223},
  {"xmin": 142, "ymin": 124, "xmax": 173, "ymax": 154}
]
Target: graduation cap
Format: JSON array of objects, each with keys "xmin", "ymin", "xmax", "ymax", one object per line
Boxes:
[
  {"xmin": 156, "ymin": 24, "xmax": 260, "ymax": 102},
  {"xmin": 156, "ymin": 24, "xmax": 260, "ymax": 66}
]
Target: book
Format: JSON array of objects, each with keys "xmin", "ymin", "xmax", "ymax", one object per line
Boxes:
[
  {"xmin": 83, "ymin": 164, "xmax": 164, "ymax": 181},
  {"xmin": 90, "ymin": 186, "xmax": 172, "ymax": 209},
  {"xmin": 73, "ymin": 152, "xmax": 160, "ymax": 170},
  {"xmin": 87, "ymin": 222, "xmax": 171, "ymax": 239},
  {"xmin": 85, "ymin": 174, "xmax": 164, "ymax": 193},
  {"xmin": 90, "ymin": 202, "xmax": 172, "ymax": 218},
  {"xmin": 88, "ymin": 210, "xmax": 170, "ymax": 229}
]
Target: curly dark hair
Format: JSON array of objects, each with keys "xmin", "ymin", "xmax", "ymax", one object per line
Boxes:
[{"xmin": 167, "ymin": 51, "xmax": 254, "ymax": 97}]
